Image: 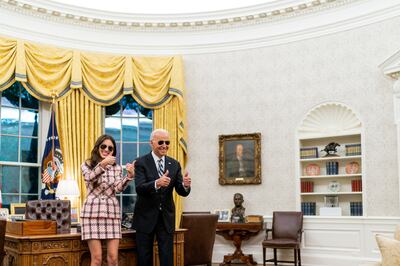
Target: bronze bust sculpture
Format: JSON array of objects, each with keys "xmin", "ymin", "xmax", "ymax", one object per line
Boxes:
[{"xmin": 231, "ymin": 193, "xmax": 245, "ymax": 223}]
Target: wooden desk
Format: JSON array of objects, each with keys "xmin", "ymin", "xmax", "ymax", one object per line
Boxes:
[
  {"xmin": 4, "ymin": 229, "xmax": 185, "ymax": 266},
  {"xmin": 216, "ymin": 222, "xmax": 263, "ymax": 266}
]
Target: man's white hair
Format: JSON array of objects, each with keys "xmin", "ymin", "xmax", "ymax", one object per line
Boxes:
[{"xmin": 150, "ymin": 129, "xmax": 169, "ymax": 140}]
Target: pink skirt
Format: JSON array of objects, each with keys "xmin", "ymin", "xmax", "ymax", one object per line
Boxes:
[{"xmin": 81, "ymin": 217, "xmax": 121, "ymax": 240}]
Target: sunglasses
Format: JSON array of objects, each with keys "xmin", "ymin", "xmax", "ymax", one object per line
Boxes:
[
  {"xmin": 100, "ymin": 144, "xmax": 114, "ymax": 152},
  {"xmin": 158, "ymin": 140, "xmax": 170, "ymax": 146}
]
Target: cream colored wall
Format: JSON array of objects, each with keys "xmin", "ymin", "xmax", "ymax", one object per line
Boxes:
[{"xmin": 183, "ymin": 16, "xmax": 400, "ymax": 217}]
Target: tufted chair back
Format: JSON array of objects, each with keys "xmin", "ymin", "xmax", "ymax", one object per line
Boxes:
[{"xmin": 25, "ymin": 200, "xmax": 71, "ymax": 233}]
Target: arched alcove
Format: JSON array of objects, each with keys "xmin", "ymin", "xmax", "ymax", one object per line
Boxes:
[{"xmin": 298, "ymin": 102, "xmax": 362, "ymax": 139}]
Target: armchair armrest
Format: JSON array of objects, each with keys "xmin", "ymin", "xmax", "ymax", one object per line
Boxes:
[{"xmin": 265, "ymin": 228, "xmax": 272, "ymax": 240}]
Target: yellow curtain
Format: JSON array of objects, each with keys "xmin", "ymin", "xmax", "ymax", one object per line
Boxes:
[
  {"xmin": 0, "ymin": 36, "xmax": 187, "ymax": 228},
  {"xmin": 154, "ymin": 97, "xmax": 187, "ymax": 227},
  {"xmin": 131, "ymin": 56, "xmax": 187, "ymax": 227},
  {"xmin": 0, "ymin": 37, "xmax": 17, "ymax": 91},
  {"xmin": 56, "ymin": 90, "xmax": 103, "ymax": 214}
]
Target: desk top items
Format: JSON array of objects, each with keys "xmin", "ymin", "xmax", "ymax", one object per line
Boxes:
[
  {"xmin": 321, "ymin": 142, "xmax": 340, "ymax": 157},
  {"xmin": 231, "ymin": 193, "xmax": 245, "ymax": 223}
]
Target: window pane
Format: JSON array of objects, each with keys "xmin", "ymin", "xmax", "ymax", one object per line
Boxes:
[
  {"xmin": 122, "ymin": 143, "xmax": 137, "ymax": 165},
  {"xmin": 123, "ymin": 179, "xmax": 135, "ymax": 195},
  {"xmin": 138, "ymin": 107, "xmax": 152, "ymax": 119},
  {"xmin": 122, "ymin": 195, "xmax": 136, "ymax": 213},
  {"xmin": 105, "ymin": 117, "xmax": 121, "ymax": 141},
  {"xmin": 139, "ymin": 143, "xmax": 151, "ymax": 156},
  {"xmin": 20, "ymin": 86, "xmax": 39, "ymax": 109},
  {"xmin": 0, "ymin": 136, "xmax": 18, "ymax": 161},
  {"xmin": 1, "ymin": 84, "xmax": 19, "ymax": 107},
  {"xmin": 139, "ymin": 118, "xmax": 152, "ymax": 142},
  {"xmin": 20, "ymin": 137, "xmax": 38, "ymax": 163},
  {"xmin": 21, "ymin": 194, "xmax": 39, "ymax": 203},
  {"xmin": 21, "ymin": 110, "xmax": 39, "ymax": 137},
  {"xmin": 1, "ymin": 107, "xmax": 19, "ymax": 135},
  {"xmin": 115, "ymin": 141, "xmax": 121, "ymax": 164},
  {"xmin": 122, "ymin": 118, "xmax": 137, "ymax": 141},
  {"xmin": 105, "ymin": 101, "xmax": 121, "ymax": 116},
  {"xmin": 121, "ymin": 97, "xmax": 139, "ymax": 117},
  {"xmin": 1, "ymin": 165, "xmax": 19, "ymax": 193},
  {"xmin": 2, "ymin": 195, "xmax": 19, "ymax": 209},
  {"xmin": 21, "ymin": 166, "xmax": 39, "ymax": 193}
]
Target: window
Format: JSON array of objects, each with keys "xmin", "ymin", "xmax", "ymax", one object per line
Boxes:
[
  {"xmin": 105, "ymin": 95, "xmax": 153, "ymax": 213},
  {"xmin": 0, "ymin": 82, "xmax": 40, "ymax": 208}
]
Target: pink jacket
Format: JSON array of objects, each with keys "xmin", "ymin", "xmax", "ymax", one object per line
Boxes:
[{"xmin": 80, "ymin": 163, "xmax": 132, "ymax": 219}]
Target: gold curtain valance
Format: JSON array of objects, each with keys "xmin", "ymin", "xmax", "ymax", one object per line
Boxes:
[{"xmin": 0, "ymin": 37, "xmax": 185, "ymax": 109}]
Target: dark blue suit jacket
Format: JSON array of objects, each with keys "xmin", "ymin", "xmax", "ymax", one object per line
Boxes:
[{"xmin": 132, "ymin": 152, "xmax": 190, "ymax": 234}]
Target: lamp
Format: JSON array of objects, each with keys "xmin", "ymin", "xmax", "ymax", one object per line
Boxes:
[{"xmin": 56, "ymin": 179, "xmax": 80, "ymax": 200}]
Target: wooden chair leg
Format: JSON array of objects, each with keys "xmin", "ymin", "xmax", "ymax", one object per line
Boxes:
[
  {"xmin": 274, "ymin": 248, "xmax": 277, "ymax": 265},
  {"xmin": 263, "ymin": 247, "xmax": 266, "ymax": 266},
  {"xmin": 298, "ymin": 248, "xmax": 301, "ymax": 266}
]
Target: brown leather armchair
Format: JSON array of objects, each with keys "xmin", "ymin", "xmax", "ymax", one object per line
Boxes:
[
  {"xmin": 0, "ymin": 219, "xmax": 6, "ymax": 265},
  {"xmin": 180, "ymin": 213, "xmax": 218, "ymax": 266},
  {"xmin": 262, "ymin": 211, "xmax": 303, "ymax": 266}
]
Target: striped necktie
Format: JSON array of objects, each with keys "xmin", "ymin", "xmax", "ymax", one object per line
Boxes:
[{"xmin": 157, "ymin": 159, "xmax": 164, "ymax": 177}]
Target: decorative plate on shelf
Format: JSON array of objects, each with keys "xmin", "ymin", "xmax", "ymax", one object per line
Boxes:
[
  {"xmin": 328, "ymin": 181, "xmax": 341, "ymax": 192},
  {"xmin": 304, "ymin": 164, "xmax": 320, "ymax": 176},
  {"xmin": 345, "ymin": 161, "xmax": 360, "ymax": 174}
]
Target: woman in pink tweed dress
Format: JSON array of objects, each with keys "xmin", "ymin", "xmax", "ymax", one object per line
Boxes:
[{"xmin": 81, "ymin": 134, "xmax": 135, "ymax": 266}]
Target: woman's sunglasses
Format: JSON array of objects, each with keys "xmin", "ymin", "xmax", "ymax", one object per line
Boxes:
[
  {"xmin": 100, "ymin": 144, "xmax": 114, "ymax": 152},
  {"xmin": 158, "ymin": 140, "xmax": 170, "ymax": 145}
]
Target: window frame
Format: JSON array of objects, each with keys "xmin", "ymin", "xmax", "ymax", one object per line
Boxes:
[
  {"xmin": 0, "ymin": 83, "xmax": 43, "ymax": 207},
  {"xmin": 104, "ymin": 96, "xmax": 153, "ymax": 214}
]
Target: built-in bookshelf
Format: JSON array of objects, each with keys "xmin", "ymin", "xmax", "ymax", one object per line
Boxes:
[
  {"xmin": 297, "ymin": 102, "xmax": 363, "ymax": 217},
  {"xmin": 299, "ymin": 134, "xmax": 363, "ymax": 216}
]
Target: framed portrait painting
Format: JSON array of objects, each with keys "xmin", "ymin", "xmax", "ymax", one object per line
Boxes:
[{"xmin": 219, "ymin": 133, "xmax": 261, "ymax": 185}]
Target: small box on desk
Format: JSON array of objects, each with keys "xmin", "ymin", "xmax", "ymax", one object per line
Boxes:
[{"xmin": 6, "ymin": 220, "xmax": 57, "ymax": 236}]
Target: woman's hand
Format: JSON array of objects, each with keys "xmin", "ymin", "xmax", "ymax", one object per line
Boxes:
[
  {"xmin": 100, "ymin": 155, "xmax": 116, "ymax": 168},
  {"xmin": 126, "ymin": 160, "xmax": 136, "ymax": 178}
]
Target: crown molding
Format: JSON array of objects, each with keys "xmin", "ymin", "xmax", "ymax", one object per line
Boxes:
[
  {"xmin": 2, "ymin": 0, "xmax": 351, "ymax": 29},
  {"xmin": 0, "ymin": 0, "xmax": 399, "ymax": 54}
]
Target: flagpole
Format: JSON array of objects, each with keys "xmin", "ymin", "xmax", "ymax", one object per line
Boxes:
[{"xmin": 51, "ymin": 94, "xmax": 55, "ymax": 166}]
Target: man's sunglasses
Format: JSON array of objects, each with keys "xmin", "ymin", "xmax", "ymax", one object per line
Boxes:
[
  {"xmin": 100, "ymin": 144, "xmax": 114, "ymax": 152},
  {"xmin": 158, "ymin": 140, "xmax": 170, "ymax": 146}
]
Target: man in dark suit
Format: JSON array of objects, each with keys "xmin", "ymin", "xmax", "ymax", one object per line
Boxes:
[{"xmin": 133, "ymin": 129, "xmax": 191, "ymax": 266}]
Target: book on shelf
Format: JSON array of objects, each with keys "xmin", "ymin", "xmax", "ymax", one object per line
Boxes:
[
  {"xmin": 351, "ymin": 179, "xmax": 362, "ymax": 192},
  {"xmin": 301, "ymin": 181, "xmax": 314, "ymax": 193},
  {"xmin": 301, "ymin": 202, "xmax": 316, "ymax": 215},
  {"xmin": 350, "ymin": 202, "xmax": 363, "ymax": 216},
  {"xmin": 345, "ymin": 143, "xmax": 361, "ymax": 156},
  {"xmin": 300, "ymin": 147, "xmax": 319, "ymax": 159},
  {"xmin": 326, "ymin": 161, "xmax": 339, "ymax": 175}
]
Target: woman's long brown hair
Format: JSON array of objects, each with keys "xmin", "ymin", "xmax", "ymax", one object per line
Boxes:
[{"xmin": 85, "ymin": 134, "xmax": 117, "ymax": 169}]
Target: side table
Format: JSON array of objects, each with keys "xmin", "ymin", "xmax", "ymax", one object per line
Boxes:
[{"xmin": 216, "ymin": 221, "xmax": 263, "ymax": 266}]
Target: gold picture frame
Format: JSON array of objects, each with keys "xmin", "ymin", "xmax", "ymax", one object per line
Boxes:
[
  {"xmin": 219, "ymin": 133, "xmax": 261, "ymax": 185},
  {"xmin": 10, "ymin": 203, "xmax": 26, "ymax": 215}
]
